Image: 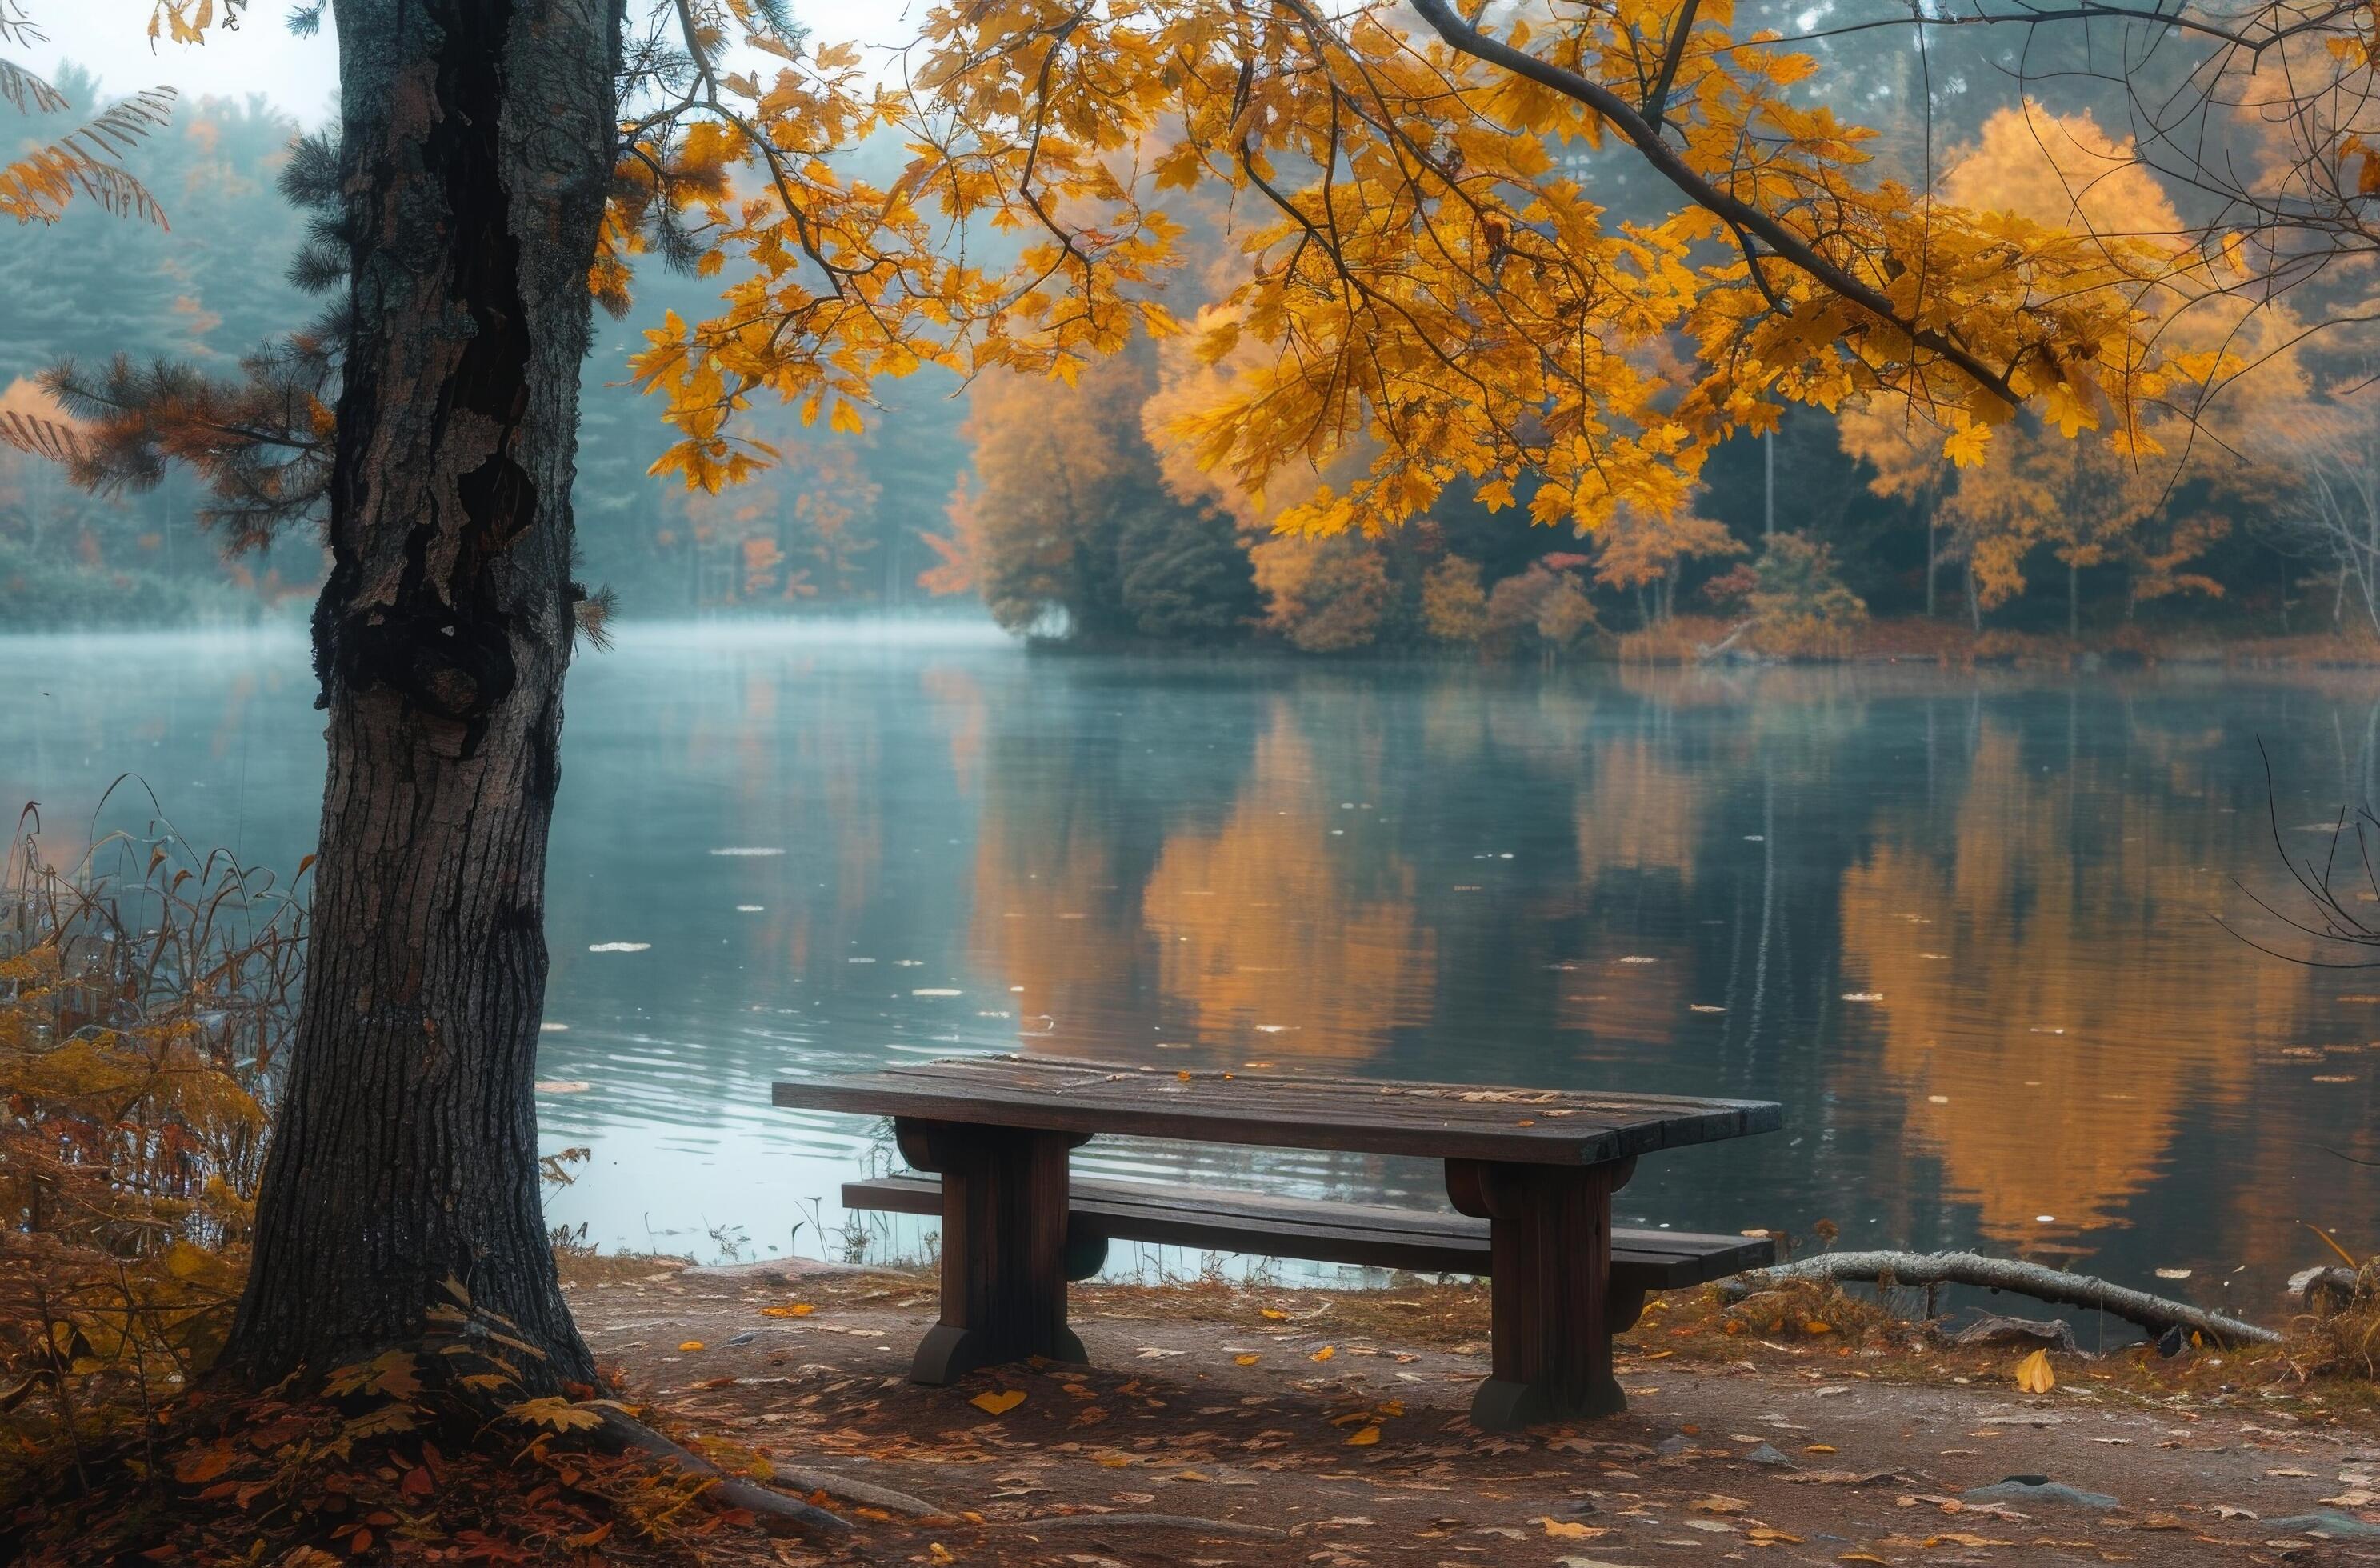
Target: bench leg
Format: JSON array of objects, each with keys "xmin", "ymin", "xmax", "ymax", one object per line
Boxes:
[
  {"xmin": 1446, "ymin": 1156, "xmax": 1635, "ymax": 1430},
  {"xmin": 894, "ymin": 1118, "xmax": 1089, "ymax": 1384}
]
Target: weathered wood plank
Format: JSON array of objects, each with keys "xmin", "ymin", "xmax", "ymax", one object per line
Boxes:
[
  {"xmin": 840, "ymin": 1174, "xmax": 1777, "ymax": 1290},
  {"xmin": 777, "ymin": 1054, "xmax": 1780, "ymax": 1165}
]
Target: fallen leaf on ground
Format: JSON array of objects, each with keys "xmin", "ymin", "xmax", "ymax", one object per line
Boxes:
[
  {"xmin": 1310, "ymin": 1345, "xmax": 1335, "ymax": 1361},
  {"xmin": 970, "ymin": 1390, "xmax": 1026, "ymax": 1415},
  {"xmin": 1539, "ymin": 1517, "xmax": 1609, "ymax": 1539},
  {"xmin": 760, "ymin": 1303, "xmax": 814, "ymax": 1318},
  {"xmin": 1346, "ymin": 1426, "xmax": 1381, "ymax": 1446},
  {"xmin": 2014, "ymin": 1348, "xmax": 2055, "ymax": 1394},
  {"xmin": 677, "ymin": 1340, "xmax": 704, "ymax": 1353}
]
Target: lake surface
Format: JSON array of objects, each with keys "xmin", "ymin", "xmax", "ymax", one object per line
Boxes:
[{"xmin": 8, "ymin": 623, "xmax": 2380, "ymax": 1323}]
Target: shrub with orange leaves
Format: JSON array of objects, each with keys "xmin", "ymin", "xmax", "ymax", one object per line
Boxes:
[{"xmin": 0, "ymin": 794, "xmax": 301, "ymax": 1501}]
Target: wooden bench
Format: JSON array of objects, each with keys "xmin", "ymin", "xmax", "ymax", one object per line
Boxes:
[
  {"xmin": 775, "ymin": 1054, "xmax": 1781, "ymax": 1430},
  {"xmin": 842, "ymin": 1171, "xmax": 1776, "ymax": 1334}
]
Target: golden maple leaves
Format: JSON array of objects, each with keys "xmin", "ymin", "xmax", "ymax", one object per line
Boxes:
[{"xmin": 614, "ymin": 2, "xmax": 2245, "ymax": 529}]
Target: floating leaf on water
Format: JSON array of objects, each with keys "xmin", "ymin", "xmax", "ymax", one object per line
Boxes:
[
  {"xmin": 1927, "ymin": 1094, "xmax": 1950, "ymax": 1105},
  {"xmin": 1616, "ymin": 955, "xmax": 1658, "ymax": 965},
  {"xmin": 588, "ymin": 942, "xmax": 650, "ymax": 953},
  {"xmin": 2338, "ymin": 994, "xmax": 2380, "ymax": 1003},
  {"xmin": 534, "ymin": 1080, "xmax": 591, "ymax": 1094},
  {"xmin": 1690, "ymin": 1003, "xmax": 1726, "ymax": 1013},
  {"xmin": 707, "ymin": 846, "xmax": 786, "ymax": 856},
  {"xmin": 911, "ymin": 987, "xmax": 962, "ymax": 997},
  {"xmin": 735, "ymin": 904, "xmax": 764, "ymax": 912},
  {"xmin": 1842, "ymin": 991, "xmax": 1882, "ymax": 1002},
  {"xmin": 538, "ymin": 1022, "xmax": 570, "ymax": 1032},
  {"xmin": 2314, "ymin": 1074, "xmax": 2359, "ymax": 1082},
  {"xmin": 2154, "ymin": 1267, "xmax": 2192, "ymax": 1280}
]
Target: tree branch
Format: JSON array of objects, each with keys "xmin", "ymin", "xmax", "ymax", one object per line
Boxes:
[{"xmin": 1406, "ymin": 0, "xmax": 2023, "ymax": 410}]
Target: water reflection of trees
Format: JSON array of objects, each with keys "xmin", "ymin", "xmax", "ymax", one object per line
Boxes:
[{"xmin": 963, "ymin": 662, "xmax": 2380, "ymax": 1280}]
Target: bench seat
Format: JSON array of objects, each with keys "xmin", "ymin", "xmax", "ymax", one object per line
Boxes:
[{"xmin": 842, "ymin": 1172, "xmax": 1773, "ymax": 1325}]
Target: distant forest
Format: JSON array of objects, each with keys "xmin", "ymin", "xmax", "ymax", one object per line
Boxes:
[
  {"xmin": 3, "ymin": 44, "xmax": 2374, "ymax": 654},
  {"xmin": 0, "ymin": 74, "xmax": 970, "ymax": 631}
]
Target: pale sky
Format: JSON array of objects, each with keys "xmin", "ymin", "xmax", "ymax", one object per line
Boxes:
[{"xmin": 20, "ymin": 1, "xmax": 930, "ymax": 127}]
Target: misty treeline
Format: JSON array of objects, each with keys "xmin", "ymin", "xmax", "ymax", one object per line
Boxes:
[
  {"xmin": 8, "ymin": 5, "xmax": 2380, "ymax": 653},
  {"xmin": 0, "ymin": 77, "xmax": 967, "ymax": 630}
]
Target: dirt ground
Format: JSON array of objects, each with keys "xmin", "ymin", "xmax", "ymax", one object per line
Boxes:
[{"xmin": 566, "ymin": 1256, "xmax": 2380, "ymax": 1567}]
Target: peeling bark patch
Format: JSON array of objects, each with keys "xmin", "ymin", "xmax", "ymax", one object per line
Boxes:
[{"xmin": 320, "ymin": 0, "xmax": 536, "ymax": 750}]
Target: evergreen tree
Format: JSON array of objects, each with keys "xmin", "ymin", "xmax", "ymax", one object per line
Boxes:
[{"xmin": 1118, "ymin": 499, "xmax": 1258, "ymax": 642}]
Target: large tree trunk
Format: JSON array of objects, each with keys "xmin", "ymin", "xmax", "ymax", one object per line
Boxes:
[{"xmin": 224, "ymin": 0, "xmax": 620, "ymax": 1386}]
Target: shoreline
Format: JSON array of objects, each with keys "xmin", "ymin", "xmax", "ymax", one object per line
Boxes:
[
  {"xmin": 11, "ymin": 612, "xmax": 2380, "ymax": 671},
  {"xmin": 560, "ymin": 1254, "xmax": 2380, "ymax": 1564}
]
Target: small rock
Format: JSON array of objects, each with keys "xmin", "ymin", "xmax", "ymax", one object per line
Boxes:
[
  {"xmin": 1658, "ymin": 1434, "xmax": 1693, "ymax": 1455},
  {"xmin": 2154, "ymin": 1325, "xmax": 2187, "ymax": 1358},
  {"xmin": 1949, "ymin": 1314, "xmax": 2081, "ymax": 1354},
  {"xmin": 1742, "ymin": 1444, "xmax": 1792, "ymax": 1467},
  {"xmin": 726, "ymin": 1331, "xmax": 757, "ymax": 1346},
  {"xmin": 1965, "ymin": 1478, "xmax": 2118, "ymax": 1510}
]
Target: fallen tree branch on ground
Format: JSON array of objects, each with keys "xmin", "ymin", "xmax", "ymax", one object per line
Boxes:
[{"xmin": 1716, "ymin": 1251, "xmax": 2282, "ymax": 1347}]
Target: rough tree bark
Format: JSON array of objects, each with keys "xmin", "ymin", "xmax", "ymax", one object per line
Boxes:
[{"xmin": 223, "ymin": 0, "xmax": 622, "ymax": 1386}]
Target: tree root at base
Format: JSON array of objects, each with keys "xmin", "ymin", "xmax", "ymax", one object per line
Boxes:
[
  {"xmin": 1717, "ymin": 1250, "xmax": 2282, "ymax": 1347},
  {"xmin": 599, "ymin": 1410, "xmax": 852, "ymax": 1540}
]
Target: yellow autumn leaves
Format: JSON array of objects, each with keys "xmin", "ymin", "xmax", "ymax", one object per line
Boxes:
[{"xmin": 622, "ymin": 0, "xmax": 2240, "ymax": 536}]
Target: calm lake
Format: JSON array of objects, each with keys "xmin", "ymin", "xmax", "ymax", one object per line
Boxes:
[{"xmin": 9, "ymin": 623, "xmax": 2380, "ymax": 1319}]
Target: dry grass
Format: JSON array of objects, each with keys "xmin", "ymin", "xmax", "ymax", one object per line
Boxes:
[
  {"xmin": 0, "ymin": 791, "xmax": 302, "ymax": 1498},
  {"xmin": 1615, "ymin": 614, "xmax": 1736, "ymax": 664}
]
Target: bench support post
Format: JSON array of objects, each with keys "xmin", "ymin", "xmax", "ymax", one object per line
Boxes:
[
  {"xmin": 1446, "ymin": 1156, "xmax": 1636, "ymax": 1430},
  {"xmin": 894, "ymin": 1118, "xmax": 1089, "ymax": 1384}
]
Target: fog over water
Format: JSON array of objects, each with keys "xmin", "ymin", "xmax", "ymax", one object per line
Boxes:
[{"xmin": 8, "ymin": 622, "xmax": 2378, "ymax": 1324}]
